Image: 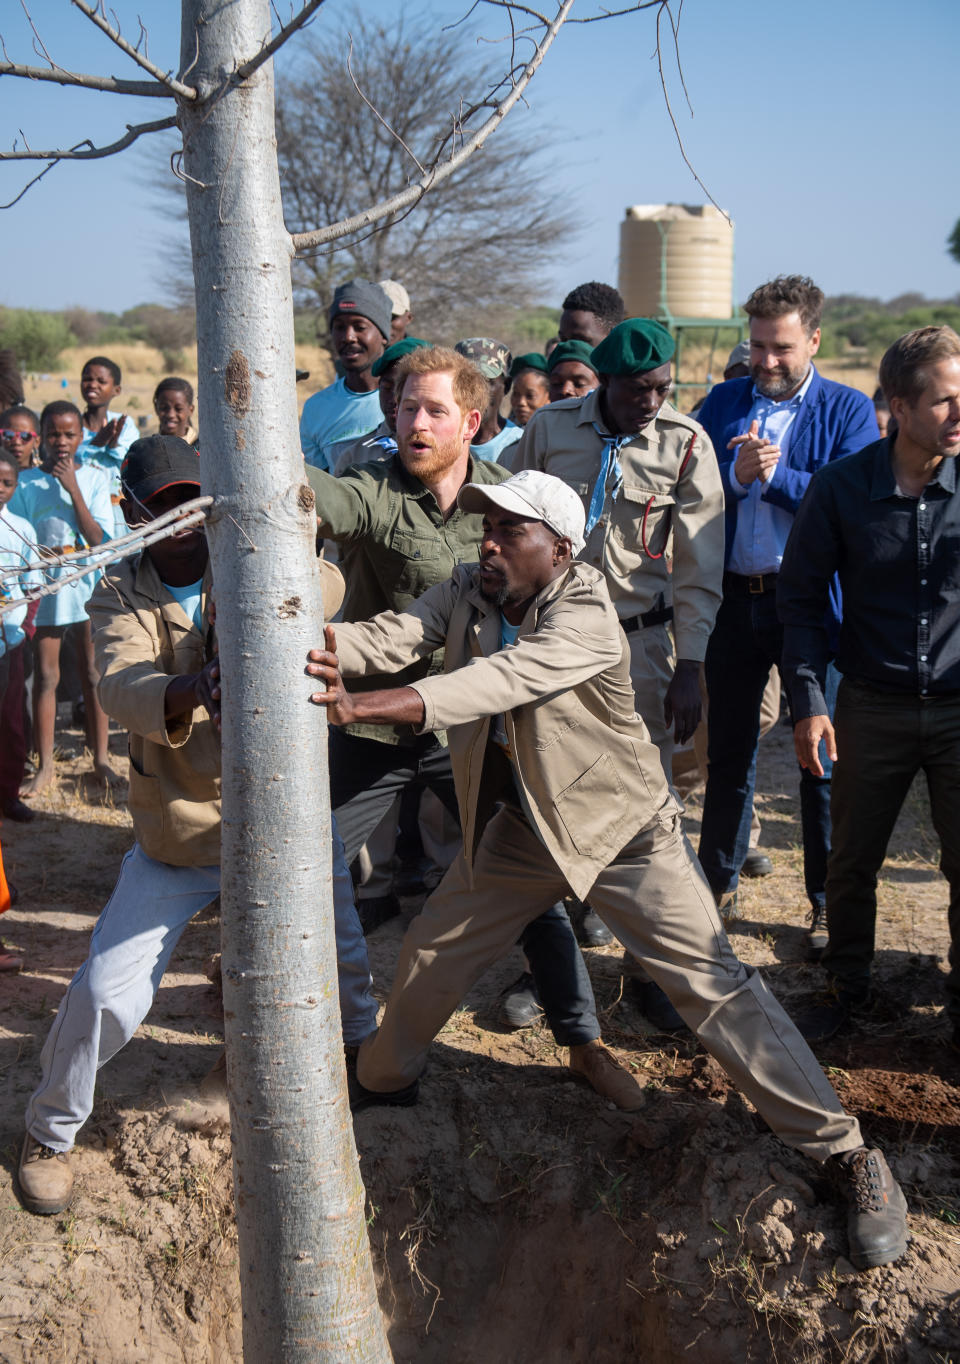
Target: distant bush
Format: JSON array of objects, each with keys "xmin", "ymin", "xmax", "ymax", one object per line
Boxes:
[
  {"xmin": 63, "ymin": 306, "xmax": 106, "ymax": 346},
  {"xmin": 819, "ymin": 294, "xmax": 960, "ymax": 360},
  {"xmin": 0, "ymin": 308, "xmax": 74, "ymax": 371},
  {"xmin": 119, "ymin": 304, "xmax": 196, "ymax": 368},
  {"xmin": 293, "ymin": 310, "xmax": 321, "ymax": 346}
]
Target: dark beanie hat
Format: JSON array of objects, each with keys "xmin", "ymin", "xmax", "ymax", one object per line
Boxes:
[{"xmin": 328, "ymin": 279, "xmax": 393, "ymax": 341}]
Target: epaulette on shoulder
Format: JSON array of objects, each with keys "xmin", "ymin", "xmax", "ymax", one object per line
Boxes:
[{"xmin": 657, "ymin": 400, "xmax": 704, "ymax": 435}]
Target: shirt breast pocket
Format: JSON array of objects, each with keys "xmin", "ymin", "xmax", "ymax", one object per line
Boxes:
[
  {"xmin": 382, "ymin": 528, "xmax": 443, "ymax": 597},
  {"xmin": 612, "ymin": 486, "xmax": 675, "ymax": 559}
]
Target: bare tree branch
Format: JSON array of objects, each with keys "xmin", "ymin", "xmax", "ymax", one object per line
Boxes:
[
  {"xmin": 234, "ymin": 0, "xmax": 328, "ymax": 80},
  {"xmin": 291, "ymin": 0, "xmax": 575, "ymax": 254},
  {"xmin": 0, "ymin": 60, "xmax": 173, "ymax": 96},
  {"xmin": 70, "ymin": 0, "xmax": 197, "ymax": 99},
  {"xmin": 0, "ymin": 113, "xmax": 177, "ymax": 163},
  {"xmin": 654, "ymin": 3, "xmax": 726, "ymax": 220},
  {"xmin": 344, "ymin": 34, "xmax": 424, "ymax": 176},
  {"xmin": 0, "ymin": 157, "xmax": 59, "ymax": 209}
]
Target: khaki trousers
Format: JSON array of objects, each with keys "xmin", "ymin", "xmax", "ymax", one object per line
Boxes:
[
  {"xmin": 357, "ymin": 801, "xmax": 863, "ymax": 1161},
  {"xmin": 626, "ymin": 621, "xmax": 675, "ymax": 774}
]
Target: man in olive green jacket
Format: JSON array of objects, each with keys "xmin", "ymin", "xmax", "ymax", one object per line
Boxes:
[{"xmin": 308, "ymin": 468, "xmax": 908, "ymax": 1274}]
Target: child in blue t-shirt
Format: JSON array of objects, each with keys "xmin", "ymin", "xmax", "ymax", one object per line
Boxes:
[
  {"xmin": 78, "ymin": 355, "xmax": 139, "ymax": 538},
  {"xmin": 12, "ymin": 402, "xmax": 114, "ymax": 797},
  {"xmin": 0, "ymin": 445, "xmax": 41, "ymax": 826}
]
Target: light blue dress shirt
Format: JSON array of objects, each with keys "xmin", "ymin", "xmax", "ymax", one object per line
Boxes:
[{"xmin": 727, "ymin": 365, "xmax": 815, "ymax": 575}]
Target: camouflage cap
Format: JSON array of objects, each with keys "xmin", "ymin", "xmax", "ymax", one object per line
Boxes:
[{"xmin": 455, "ymin": 337, "xmax": 512, "ymax": 380}]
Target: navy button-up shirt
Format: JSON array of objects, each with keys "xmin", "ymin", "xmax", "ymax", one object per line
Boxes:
[{"xmin": 778, "ymin": 436, "xmax": 960, "ymax": 718}]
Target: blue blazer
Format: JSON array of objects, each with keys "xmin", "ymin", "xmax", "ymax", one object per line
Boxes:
[{"xmin": 697, "ymin": 367, "xmax": 879, "ymax": 644}]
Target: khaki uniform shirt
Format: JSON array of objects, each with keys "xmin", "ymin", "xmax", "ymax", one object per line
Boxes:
[
  {"xmin": 88, "ymin": 554, "xmax": 344, "ymax": 868},
  {"xmin": 334, "ymin": 562, "xmax": 670, "ymax": 900},
  {"xmin": 306, "ymin": 453, "xmax": 510, "ymax": 745},
  {"xmin": 89, "ymin": 553, "xmax": 222, "ymax": 867},
  {"xmin": 514, "ymin": 390, "xmax": 724, "ymax": 662}
]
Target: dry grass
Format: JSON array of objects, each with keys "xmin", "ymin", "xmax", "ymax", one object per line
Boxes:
[{"xmin": 23, "ymin": 342, "xmax": 335, "ymax": 426}]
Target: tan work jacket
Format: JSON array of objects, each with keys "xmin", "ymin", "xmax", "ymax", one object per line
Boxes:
[
  {"xmin": 335, "ymin": 562, "xmax": 670, "ymax": 900},
  {"xmin": 89, "ymin": 552, "xmax": 343, "ymax": 868},
  {"xmin": 514, "ymin": 390, "xmax": 724, "ymax": 662}
]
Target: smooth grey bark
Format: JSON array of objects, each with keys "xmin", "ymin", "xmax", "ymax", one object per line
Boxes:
[{"xmin": 177, "ymin": 3, "xmax": 390, "ymax": 1358}]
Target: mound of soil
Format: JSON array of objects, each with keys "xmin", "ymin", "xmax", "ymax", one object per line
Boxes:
[{"xmin": 1, "ymin": 719, "xmax": 957, "ymax": 1361}]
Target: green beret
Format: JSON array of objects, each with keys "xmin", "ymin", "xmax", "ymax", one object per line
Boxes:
[
  {"xmin": 509, "ymin": 352, "xmax": 549, "ymax": 380},
  {"xmin": 546, "ymin": 339, "xmax": 599, "ymax": 376},
  {"xmin": 591, "ymin": 319, "xmax": 675, "ymax": 376},
  {"xmin": 371, "ymin": 336, "xmax": 430, "ymax": 377}
]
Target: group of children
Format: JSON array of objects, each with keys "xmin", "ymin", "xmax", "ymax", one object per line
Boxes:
[{"xmin": 0, "ymin": 358, "xmax": 198, "ymax": 971}]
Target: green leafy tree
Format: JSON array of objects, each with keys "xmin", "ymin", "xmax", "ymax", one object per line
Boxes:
[
  {"xmin": 0, "ymin": 308, "xmax": 74, "ymax": 371},
  {"xmin": 949, "ymin": 217, "xmax": 960, "ymax": 266}
]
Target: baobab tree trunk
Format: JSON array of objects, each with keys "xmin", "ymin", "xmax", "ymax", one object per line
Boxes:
[{"xmin": 177, "ymin": 2, "xmax": 391, "ymax": 1358}]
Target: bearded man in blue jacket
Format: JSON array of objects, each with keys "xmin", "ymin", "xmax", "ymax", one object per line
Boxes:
[{"xmin": 695, "ymin": 276, "xmax": 879, "ymax": 951}]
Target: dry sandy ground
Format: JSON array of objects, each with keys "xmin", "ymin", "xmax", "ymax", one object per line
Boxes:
[{"xmin": 0, "ymin": 711, "xmax": 957, "ymax": 1363}]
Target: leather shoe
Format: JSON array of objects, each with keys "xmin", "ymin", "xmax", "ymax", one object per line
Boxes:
[
  {"xmin": 834, "ymin": 1147, "xmax": 909, "ymax": 1269},
  {"xmin": 357, "ymin": 894, "xmax": 401, "ymax": 936},
  {"xmin": 796, "ymin": 984, "xmax": 868, "ymax": 1044},
  {"xmin": 569, "ymin": 1040, "xmax": 645, "ymax": 1111},
  {"xmin": 498, "ymin": 972, "xmax": 543, "ymax": 1029},
  {"xmin": 18, "ymin": 1134, "xmax": 74, "ymax": 1216},
  {"xmin": 741, "ymin": 848, "xmax": 772, "ymax": 878},
  {"xmin": 630, "ymin": 978, "xmax": 689, "ymax": 1033},
  {"xmin": 3, "ymin": 799, "xmax": 35, "ymax": 823},
  {"xmin": 567, "ymin": 899, "xmax": 613, "ymax": 948}
]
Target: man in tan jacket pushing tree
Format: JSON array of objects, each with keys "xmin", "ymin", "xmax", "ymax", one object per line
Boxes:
[{"xmin": 306, "ymin": 468, "xmax": 908, "ymax": 1274}]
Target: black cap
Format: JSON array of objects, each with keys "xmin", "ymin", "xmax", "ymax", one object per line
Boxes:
[{"xmin": 120, "ymin": 434, "xmax": 201, "ymax": 503}]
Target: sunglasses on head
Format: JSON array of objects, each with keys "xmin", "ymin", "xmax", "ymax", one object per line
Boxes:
[{"xmin": 1, "ymin": 429, "xmax": 37, "ymax": 444}]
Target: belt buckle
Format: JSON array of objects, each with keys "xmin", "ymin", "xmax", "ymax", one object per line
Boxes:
[{"xmin": 748, "ymin": 574, "xmax": 765, "ymax": 595}]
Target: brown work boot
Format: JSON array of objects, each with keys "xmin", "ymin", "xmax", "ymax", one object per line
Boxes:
[
  {"xmin": 18, "ymin": 1134, "xmax": 74, "ymax": 1215},
  {"xmin": 568, "ymin": 1040, "xmax": 645, "ymax": 1111}
]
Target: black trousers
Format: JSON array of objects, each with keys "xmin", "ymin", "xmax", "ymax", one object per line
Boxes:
[
  {"xmin": 329, "ymin": 728, "xmax": 600, "ymax": 1045},
  {"xmin": 823, "ymin": 680, "xmax": 960, "ymax": 1023}
]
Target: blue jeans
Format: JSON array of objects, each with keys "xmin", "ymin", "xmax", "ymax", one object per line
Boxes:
[
  {"xmin": 25, "ymin": 826, "xmax": 378, "ymax": 1151},
  {"xmin": 699, "ymin": 584, "xmax": 838, "ymax": 907}
]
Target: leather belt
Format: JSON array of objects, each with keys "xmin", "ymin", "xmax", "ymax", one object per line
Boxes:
[
  {"xmin": 724, "ymin": 572, "xmax": 778, "ymax": 596},
  {"xmin": 621, "ymin": 606, "xmax": 674, "ymax": 633}
]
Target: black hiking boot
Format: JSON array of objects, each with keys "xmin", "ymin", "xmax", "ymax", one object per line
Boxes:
[{"xmin": 833, "ymin": 1147, "xmax": 908, "ymax": 1270}]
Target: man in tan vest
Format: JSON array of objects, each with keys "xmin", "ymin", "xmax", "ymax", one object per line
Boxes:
[{"xmin": 307, "ymin": 468, "xmax": 908, "ymax": 1275}]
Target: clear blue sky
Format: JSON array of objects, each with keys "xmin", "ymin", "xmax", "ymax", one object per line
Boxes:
[{"xmin": 1, "ymin": 0, "xmax": 957, "ymax": 313}]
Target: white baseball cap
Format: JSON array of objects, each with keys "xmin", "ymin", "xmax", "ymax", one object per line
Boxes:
[
  {"xmin": 458, "ymin": 469, "xmax": 586, "ymax": 554},
  {"xmin": 378, "ymin": 279, "xmax": 411, "ymax": 316}
]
